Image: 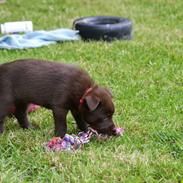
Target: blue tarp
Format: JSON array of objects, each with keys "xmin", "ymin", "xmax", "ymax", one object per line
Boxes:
[{"xmin": 0, "ymin": 29, "xmax": 80, "ymax": 49}]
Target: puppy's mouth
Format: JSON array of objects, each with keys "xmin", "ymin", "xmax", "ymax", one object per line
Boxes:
[{"xmin": 89, "ymin": 123, "xmax": 116, "ymax": 136}]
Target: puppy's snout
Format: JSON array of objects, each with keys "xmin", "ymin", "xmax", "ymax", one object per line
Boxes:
[
  {"xmin": 111, "ymin": 125, "xmax": 118, "ymax": 135},
  {"xmin": 111, "ymin": 126, "xmax": 116, "ymax": 132},
  {"xmin": 98, "ymin": 123, "xmax": 116, "ymax": 136}
]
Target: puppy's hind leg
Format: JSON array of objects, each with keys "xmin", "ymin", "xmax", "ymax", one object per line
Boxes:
[
  {"xmin": 14, "ymin": 102, "xmax": 30, "ymax": 129},
  {"xmin": 0, "ymin": 109, "xmax": 6, "ymax": 134},
  {"xmin": 0, "ymin": 99, "xmax": 11, "ymax": 134}
]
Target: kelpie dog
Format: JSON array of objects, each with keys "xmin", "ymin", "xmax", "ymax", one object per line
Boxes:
[{"xmin": 0, "ymin": 59, "xmax": 117, "ymax": 137}]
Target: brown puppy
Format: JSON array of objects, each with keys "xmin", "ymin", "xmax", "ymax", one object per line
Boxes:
[{"xmin": 0, "ymin": 59, "xmax": 117, "ymax": 137}]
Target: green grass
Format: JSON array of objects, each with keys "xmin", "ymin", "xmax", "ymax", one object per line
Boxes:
[{"xmin": 0, "ymin": 0, "xmax": 183, "ymax": 182}]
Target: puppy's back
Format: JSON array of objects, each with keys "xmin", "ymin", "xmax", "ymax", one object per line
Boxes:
[{"xmin": 0, "ymin": 59, "xmax": 93, "ymax": 106}]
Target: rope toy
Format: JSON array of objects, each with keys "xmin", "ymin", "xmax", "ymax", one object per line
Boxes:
[{"xmin": 44, "ymin": 127, "xmax": 124, "ymax": 152}]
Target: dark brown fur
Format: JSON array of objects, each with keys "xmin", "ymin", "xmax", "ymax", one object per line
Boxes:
[{"xmin": 0, "ymin": 59, "xmax": 116, "ymax": 137}]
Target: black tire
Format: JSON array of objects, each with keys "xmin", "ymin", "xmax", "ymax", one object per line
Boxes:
[{"xmin": 73, "ymin": 16, "xmax": 132, "ymax": 41}]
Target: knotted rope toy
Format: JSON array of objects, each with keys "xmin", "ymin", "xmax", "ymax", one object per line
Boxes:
[{"xmin": 44, "ymin": 127, "xmax": 124, "ymax": 152}]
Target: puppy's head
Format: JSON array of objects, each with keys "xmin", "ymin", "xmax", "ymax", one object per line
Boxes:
[{"xmin": 79, "ymin": 86, "xmax": 117, "ymax": 136}]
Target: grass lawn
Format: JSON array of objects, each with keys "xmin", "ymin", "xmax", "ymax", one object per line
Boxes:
[{"xmin": 0, "ymin": 0, "xmax": 183, "ymax": 182}]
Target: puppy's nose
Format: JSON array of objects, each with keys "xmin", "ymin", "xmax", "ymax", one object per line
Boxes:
[
  {"xmin": 109, "ymin": 124, "xmax": 116, "ymax": 135},
  {"xmin": 112, "ymin": 127, "xmax": 117, "ymax": 135},
  {"xmin": 111, "ymin": 125, "xmax": 115, "ymax": 130}
]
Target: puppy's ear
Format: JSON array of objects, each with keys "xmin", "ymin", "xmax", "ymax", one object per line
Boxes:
[{"xmin": 85, "ymin": 95, "xmax": 100, "ymax": 111}]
